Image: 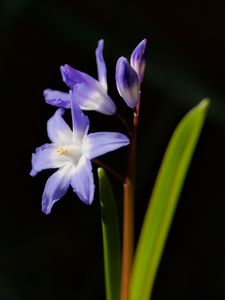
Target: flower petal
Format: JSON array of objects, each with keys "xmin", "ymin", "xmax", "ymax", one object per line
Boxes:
[
  {"xmin": 73, "ymin": 83, "xmax": 116, "ymax": 115},
  {"xmin": 30, "ymin": 143, "xmax": 68, "ymax": 176},
  {"xmin": 71, "ymin": 96, "xmax": 90, "ymax": 142},
  {"xmin": 60, "ymin": 64, "xmax": 98, "ymax": 90},
  {"xmin": 95, "ymin": 39, "xmax": 107, "ymax": 92},
  {"xmin": 47, "ymin": 108, "xmax": 72, "ymax": 145},
  {"xmin": 71, "ymin": 157, "xmax": 95, "ymax": 205},
  {"xmin": 130, "ymin": 39, "xmax": 147, "ymax": 83},
  {"xmin": 84, "ymin": 132, "xmax": 130, "ymax": 159},
  {"xmin": 61, "ymin": 64, "xmax": 116, "ymax": 115},
  {"xmin": 116, "ymin": 57, "xmax": 140, "ymax": 108},
  {"xmin": 43, "ymin": 89, "xmax": 71, "ymax": 109},
  {"xmin": 42, "ymin": 164, "xmax": 72, "ymax": 214}
]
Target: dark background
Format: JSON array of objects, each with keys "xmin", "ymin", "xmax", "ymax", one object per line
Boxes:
[{"xmin": 1, "ymin": 0, "xmax": 225, "ymax": 299}]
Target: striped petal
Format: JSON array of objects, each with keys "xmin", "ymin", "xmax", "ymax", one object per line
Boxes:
[
  {"xmin": 130, "ymin": 39, "xmax": 147, "ymax": 83},
  {"xmin": 84, "ymin": 132, "xmax": 130, "ymax": 159},
  {"xmin": 71, "ymin": 157, "xmax": 95, "ymax": 205},
  {"xmin": 47, "ymin": 109, "xmax": 72, "ymax": 145},
  {"xmin": 73, "ymin": 83, "xmax": 116, "ymax": 115},
  {"xmin": 60, "ymin": 64, "xmax": 98, "ymax": 90},
  {"xmin": 116, "ymin": 57, "xmax": 140, "ymax": 108},
  {"xmin": 71, "ymin": 96, "xmax": 90, "ymax": 142},
  {"xmin": 42, "ymin": 164, "xmax": 73, "ymax": 214}
]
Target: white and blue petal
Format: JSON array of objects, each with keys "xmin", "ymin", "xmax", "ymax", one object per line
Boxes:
[
  {"xmin": 43, "ymin": 89, "xmax": 71, "ymax": 109},
  {"xmin": 95, "ymin": 39, "xmax": 107, "ymax": 92},
  {"xmin": 61, "ymin": 64, "xmax": 116, "ymax": 115},
  {"xmin": 116, "ymin": 57, "xmax": 140, "ymax": 108},
  {"xmin": 60, "ymin": 64, "xmax": 99, "ymax": 90},
  {"xmin": 30, "ymin": 143, "xmax": 67, "ymax": 176},
  {"xmin": 84, "ymin": 132, "xmax": 130, "ymax": 159},
  {"xmin": 47, "ymin": 108, "xmax": 72, "ymax": 145},
  {"xmin": 71, "ymin": 96, "xmax": 90, "ymax": 142},
  {"xmin": 73, "ymin": 83, "xmax": 116, "ymax": 115},
  {"xmin": 130, "ymin": 39, "xmax": 147, "ymax": 83},
  {"xmin": 60, "ymin": 64, "xmax": 84, "ymax": 89},
  {"xmin": 42, "ymin": 164, "xmax": 73, "ymax": 214},
  {"xmin": 71, "ymin": 157, "xmax": 95, "ymax": 205}
]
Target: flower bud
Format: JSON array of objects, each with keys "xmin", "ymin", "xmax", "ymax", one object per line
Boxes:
[{"xmin": 116, "ymin": 57, "xmax": 140, "ymax": 108}]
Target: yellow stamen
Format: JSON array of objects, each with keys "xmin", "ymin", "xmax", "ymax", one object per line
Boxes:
[{"xmin": 57, "ymin": 147, "xmax": 67, "ymax": 155}]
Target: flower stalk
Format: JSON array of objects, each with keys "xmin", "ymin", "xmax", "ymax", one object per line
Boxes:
[{"xmin": 121, "ymin": 96, "xmax": 140, "ymax": 300}]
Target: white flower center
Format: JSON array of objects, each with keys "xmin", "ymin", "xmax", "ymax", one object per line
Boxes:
[{"xmin": 56, "ymin": 144, "xmax": 82, "ymax": 165}]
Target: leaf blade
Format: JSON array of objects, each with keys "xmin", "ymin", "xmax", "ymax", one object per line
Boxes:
[
  {"xmin": 98, "ymin": 168, "xmax": 121, "ymax": 300},
  {"xmin": 130, "ymin": 99, "xmax": 210, "ymax": 300}
]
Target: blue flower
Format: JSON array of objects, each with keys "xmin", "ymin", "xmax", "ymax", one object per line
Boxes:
[
  {"xmin": 30, "ymin": 101, "xmax": 129, "ymax": 214},
  {"xmin": 116, "ymin": 39, "xmax": 147, "ymax": 108},
  {"xmin": 44, "ymin": 40, "xmax": 116, "ymax": 115}
]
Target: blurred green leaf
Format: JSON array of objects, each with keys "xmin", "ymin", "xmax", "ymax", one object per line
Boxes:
[
  {"xmin": 130, "ymin": 99, "xmax": 210, "ymax": 300},
  {"xmin": 98, "ymin": 168, "xmax": 121, "ymax": 300}
]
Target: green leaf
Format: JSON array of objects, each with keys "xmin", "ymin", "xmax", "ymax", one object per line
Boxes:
[
  {"xmin": 98, "ymin": 168, "xmax": 121, "ymax": 300},
  {"xmin": 130, "ymin": 99, "xmax": 210, "ymax": 300}
]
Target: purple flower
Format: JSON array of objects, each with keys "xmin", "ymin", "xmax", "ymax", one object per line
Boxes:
[
  {"xmin": 30, "ymin": 101, "xmax": 129, "ymax": 214},
  {"xmin": 116, "ymin": 39, "xmax": 147, "ymax": 108},
  {"xmin": 44, "ymin": 40, "xmax": 116, "ymax": 115}
]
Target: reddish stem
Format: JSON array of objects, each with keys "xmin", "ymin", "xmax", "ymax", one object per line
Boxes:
[{"xmin": 120, "ymin": 95, "xmax": 140, "ymax": 300}]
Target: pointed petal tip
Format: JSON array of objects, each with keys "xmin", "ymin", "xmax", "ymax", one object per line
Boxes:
[
  {"xmin": 135, "ymin": 38, "xmax": 148, "ymax": 50},
  {"xmin": 60, "ymin": 64, "xmax": 65, "ymax": 74},
  {"xmin": 60, "ymin": 64, "xmax": 69, "ymax": 71},
  {"xmin": 118, "ymin": 56, "xmax": 129, "ymax": 64},
  {"xmin": 30, "ymin": 169, "xmax": 37, "ymax": 177},
  {"xmin": 95, "ymin": 40, "xmax": 104, "ymax": 58},
  {"xmin": 97, "ymin": 39, "xmax": 104, "ymax": 46},
  {"xmin": 95, "ymin": 39, "xmax": 108, "ymax": 92},
  {"xmin": 41, "ymin": 166, "xmax": 71, "ymax": 215},
  {"xmin": 95, "ymin": 39, "xmax": 104, "ymax": 54},
  {"xmin": 42, "ymin": 207, "xmax": 51, "ymax": 215},
  {"xmin": 130, "ymin": 39, "xmax": 148, "ymax": 83},
  {"xmin": 140, "ymin": 38, "xmax": 147, "ymax": 45},
  {"xmin": 60, "ymin": 64, "xmax": 72, "ymax": 79},
  {"xmin": 42, "ymin": 195, "xmax": 52, "ymax": 214},
  {"xmin": 47, "ymin": 108, "xmax": 73, "ymax": 144},
  {"xmin": 116, "ymin": 56, "xmax": 134, "ymax": 73},
  {"xmin": 60, "ymin": 64, "xmax": 78, "ymax": 89},
  {"xmin": 123, "ymin": 135, "xmax": 130, "ymax": 145},
  {"xmin": 85, "ymin": 132, "xmax": 130, "ymax": 159},
  {"xmin": 55, "ymin": 107, "xmax": 65, "ymax": 117},
  {"xmin": 72, "ymin": 188, "xmax": 94, "ymax": 205}
]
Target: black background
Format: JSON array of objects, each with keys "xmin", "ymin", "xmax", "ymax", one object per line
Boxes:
[{"xmin": 1, "ymin": 0, "xmax": 225, "ymax": 299}]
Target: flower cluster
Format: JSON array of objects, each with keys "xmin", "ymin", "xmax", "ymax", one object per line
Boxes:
[{"xmin": 31, "ymin": 39, "xmax": 147, "ymax": 214}]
